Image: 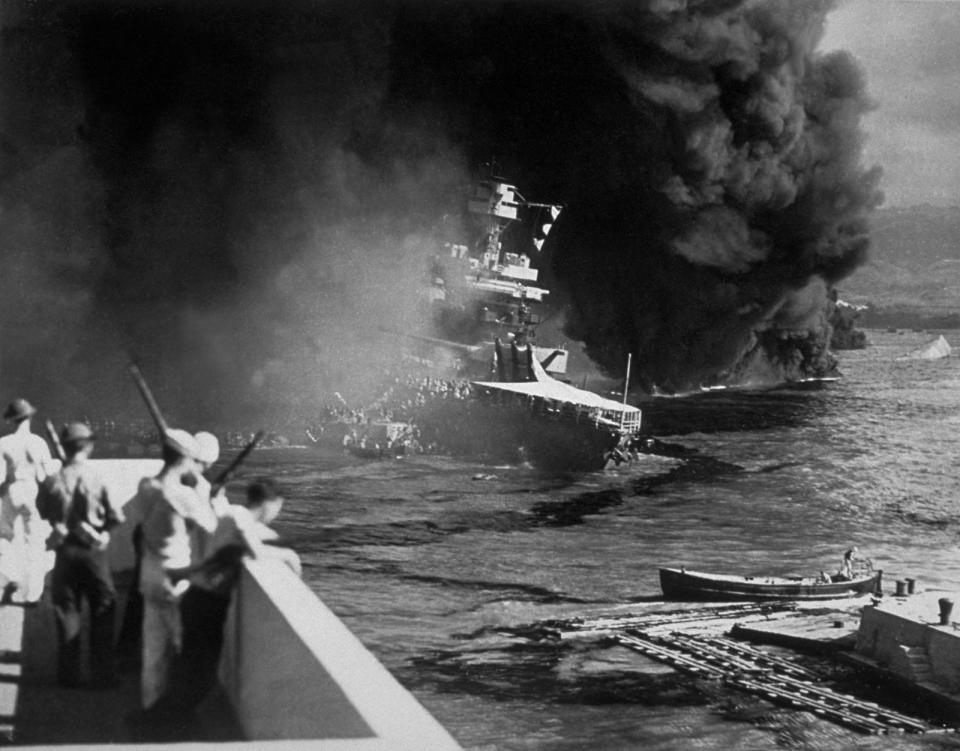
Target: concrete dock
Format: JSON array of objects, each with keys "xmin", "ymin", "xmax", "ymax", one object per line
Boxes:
[
  {"xmin": 0, "ymin": 459, "xmax": 462, "ymax": 749},
  {"xmin": 539, "ymin": 594, "xmax": 959, "ymax": 734},
  {"xmin": 730, "ymin": 608, "xmax": 862, "ymax": 653},
  {"xmin": 839, "ymin": 590, "xmax": 960, "ymax": 724}
]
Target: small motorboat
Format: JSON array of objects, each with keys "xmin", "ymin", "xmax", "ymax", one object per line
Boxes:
[{"xmin": 659, "ymin": 566, "xmax": 882, "ymax": 601}]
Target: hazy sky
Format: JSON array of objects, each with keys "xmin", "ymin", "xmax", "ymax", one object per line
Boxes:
[{"xmin": 822, "ymin": 0, "xmax": 960, "ymax": 207}]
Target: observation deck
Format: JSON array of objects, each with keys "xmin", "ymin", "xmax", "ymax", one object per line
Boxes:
[{"xmin": 0, "ymin": 459, "xmax": 459, "ymax": 749}]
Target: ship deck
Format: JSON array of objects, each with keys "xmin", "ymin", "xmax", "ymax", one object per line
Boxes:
[
  {"xmin": 1, "ymin": 572, "xmax": 241, "ymax": 745},
  {"xmin": 1, "ymin": 560, "xmax": 462, "ymax": 750},
  {"xmin": 0, "ymin": 459, "xmax": 461, "ymax": 749}
]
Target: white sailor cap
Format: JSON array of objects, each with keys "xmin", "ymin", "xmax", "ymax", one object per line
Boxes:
[
  {"xmin": 194, "ymin": 431, "xmax": 220, "ymax": 465},
  {"xmin": 163, "ymin": 428, "xmax": 201, "ymax": 460}
]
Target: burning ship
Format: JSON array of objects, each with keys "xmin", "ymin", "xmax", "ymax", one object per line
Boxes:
[
  {"xmin": 423, "ymin": 177, "xmax": 566, "ymax": 378},
  {"xmin": 376, "ymin": 174, "xmax": 644, "ymax": 470}
]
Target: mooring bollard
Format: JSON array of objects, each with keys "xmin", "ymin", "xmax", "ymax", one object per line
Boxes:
[
  {"xmin": 904, "ymin": 577, "xmax": 916, "ymax": 595},
  {"xmin": 895, "ymin": 580, "xmax": 907, "ymax": 597},
  {"xmin": 939, "ymin": 598, "xmax": 954, "ymax": 626}
]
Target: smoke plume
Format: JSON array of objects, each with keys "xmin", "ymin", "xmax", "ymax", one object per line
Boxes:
[{"xmin": 0, "ymin": 0, "xmax": 880, "ymax": 425}]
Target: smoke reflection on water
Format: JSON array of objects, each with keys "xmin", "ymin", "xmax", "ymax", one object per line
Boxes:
[{"xmin": 241, "ymin": 329, "xmax": 960, "ymax": 750}]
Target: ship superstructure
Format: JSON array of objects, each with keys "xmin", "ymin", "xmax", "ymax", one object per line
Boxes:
[
  {"xmin": 323, "ymin": 173, "xmax": 644, "ymax": 470},
  {"xmin": 427, "ymin": 176, "xmax": 568, "ymax": 377}
]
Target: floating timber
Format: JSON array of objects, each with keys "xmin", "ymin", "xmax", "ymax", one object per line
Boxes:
[
  {"xmin": 535, "ymin": 603, "xmax": 795, "ymax": 640},
  {"xmin": 730, "ymin": 612, "xmax": 859, "ymax": 653},
  {"xmin": 517, "ymin": 604, "xmax": 956, "ymax": 737},
  {"xmin": 615, "ymin": 630, "xmax": 948, "ymax": 735}
]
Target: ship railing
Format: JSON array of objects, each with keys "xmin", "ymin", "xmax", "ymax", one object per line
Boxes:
[
  {"xmin": 594, "ymin": 412, "xmax": 639, "ymax": 432},
  {"xmin": 617, "ymin": 411, "xmax": 642, "ymax": 433},
  {"xmin": 480, "ymin": 389, "xmax": 641, "ymax": 434},
  {"xmin": 546, "ymin": 401, "xmax": 642, "ymax": 433}
]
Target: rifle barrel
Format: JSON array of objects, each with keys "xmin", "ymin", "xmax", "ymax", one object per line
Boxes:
[
  {"xmin": 211, "ymin": 430, "xmax": 265, "ymax": 495},
  {"xmin": 128, "ymin": 363, "xmax": 169, "ymax": 435},
  {"xmin": 45, "ymin": 419, "xmax": 66, "ymax": 463}
]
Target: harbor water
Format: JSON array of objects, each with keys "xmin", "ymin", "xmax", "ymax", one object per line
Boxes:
[{"xmin": 245, "ymin": 328, "xmax": 960, "ymax": 750}]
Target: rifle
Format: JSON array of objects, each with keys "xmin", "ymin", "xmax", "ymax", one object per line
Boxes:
[
  {"xmin": 128, "ymin": 362, "xmax": 169, "ymax": 436},
  {"xmin": 210, "ymin": 430, "xmax": 265, "ymax": 496},
  {"xmin": 45, "ymin": 420, "xmax": 66, "ymax": 463}
]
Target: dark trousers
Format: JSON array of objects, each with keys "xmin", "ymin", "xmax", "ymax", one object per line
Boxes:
[
  {"xmin": 153, "ymin": 585, "xmax": 231, "ymax": 717},
  {"xmin": 50, "ymin": 541, "xmax": 117, "ymax": 687},
  {"xmin": 117, "ymin": 525, "xmax": 143, "ymax": 672}
]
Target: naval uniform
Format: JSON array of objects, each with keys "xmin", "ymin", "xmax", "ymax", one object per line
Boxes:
[
  {"xmin": 158, "ymin": 504, "xmax": 259, "ymax": 717},
  {"xmin": 37, "ymin": 458, "xmax": 123, "ymax": 686},
  {"xmin": 128, "ymin": 471, "xmax": 216, "ymax": 709},
  {"xmin": 0, "ymin": 426, "xmax": 52, "ymax": 603}
]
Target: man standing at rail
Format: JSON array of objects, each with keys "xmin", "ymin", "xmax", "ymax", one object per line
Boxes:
[
  {"xmin": 127, "ymin": 428, "xmax": 217, "ymax": 711},
  {"xmin": 144, "ymin": 477, "xmax": 301, "ymax": 731},
  {"xmin": 37, "ymin": 422, "xmax": 124, "ymax": 687},
  {"xmin": 0, "ymin": 398, "xmax": 53, "ymax": 605}
]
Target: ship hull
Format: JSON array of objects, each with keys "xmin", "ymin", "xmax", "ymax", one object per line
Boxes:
[
  {"xmin": 410, "ymin": 391, "xmax": 633, "ymax": 471},
  {"xmin": 478, "ymin": 399, "xmax": 626, "ymax": 471}
]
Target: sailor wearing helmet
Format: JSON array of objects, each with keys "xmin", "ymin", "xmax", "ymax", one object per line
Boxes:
[
  {"xmin": 0, "ymin": 398, "xmax": 53, "ymax": 605},
  {"xmin": 37, "ymin": 422, "xmax": 123, "ymax": 687},
  {"xmin": 126, "ymin": 428, "xmax": 217, "ymax": 711}
]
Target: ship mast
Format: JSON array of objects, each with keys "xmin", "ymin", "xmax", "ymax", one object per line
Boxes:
[{"xmin": 620, "ymin": 352, "xmax": 632, "ymax": 430}]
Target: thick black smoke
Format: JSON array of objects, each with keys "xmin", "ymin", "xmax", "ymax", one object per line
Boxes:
[
  {"xmin": 0, "ymin": 0, "xmax": 880, "ymax": 425},
  {"xmin": 385, "ymin": 0, "xmax": 882, "ymax": 390}
]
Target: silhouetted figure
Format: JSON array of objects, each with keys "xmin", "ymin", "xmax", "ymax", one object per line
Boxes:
[{"xmin": 37, "ymin": 423, "xmax": 123, "ymax": 687}]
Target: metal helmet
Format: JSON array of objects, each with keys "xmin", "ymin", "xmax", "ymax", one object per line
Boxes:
[
  {"xmin": 60, "ymin": 422, "xmax": 95, "ymax": 446},
  {"xmin": 3, "ymin": 398, "xmax": 36, "ymax": 422}
]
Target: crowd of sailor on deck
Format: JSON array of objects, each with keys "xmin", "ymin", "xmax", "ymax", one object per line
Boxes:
[
  {"xmin": 306, "ymin": 375, "xmax": 475, "ymax": 457},
  {"xmin": 0, "ymin": 396, "xmax": 301, "ymax": 740}
]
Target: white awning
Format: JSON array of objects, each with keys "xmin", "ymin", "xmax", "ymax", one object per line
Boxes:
[{"xmin": 474, "ymin": 355, "xmax": 640, "ymax": 416}]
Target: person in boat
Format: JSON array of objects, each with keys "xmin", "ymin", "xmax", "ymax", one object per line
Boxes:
[
  {"xmin": 0, "ymin": 398, "xmax": 53, "ymax": 605},
  {"xmin": 36, "ymin": 422, "xmax": 124, "ymax": 687},
  {"xmin": 833, "ymin": 546, "xmax": 860, "ymax": 582}
]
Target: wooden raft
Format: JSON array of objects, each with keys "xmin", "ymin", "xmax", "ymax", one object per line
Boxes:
[
  {"xmin": 616, "ymin": 630, "xmax": 946, "ymax": 735},
  {"xmin": 542, "ymin": 603, "xmax": 794, "ymax": 639}
]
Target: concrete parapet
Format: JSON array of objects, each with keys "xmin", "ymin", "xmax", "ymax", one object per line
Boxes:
[
  {"xmin": 220, "ymin": 557, "xmax": 461, "ymax": 749},
  {"xmin": 4, "ymin": 458, "xmax": 461, "ymax": 748}
]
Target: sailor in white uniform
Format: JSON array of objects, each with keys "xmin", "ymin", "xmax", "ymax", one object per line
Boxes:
[
  {"xmin": 0, "ymin": 398, "xmax": 53, "ymax": 604},
  {"xmin": 127, "ymin": 429, "xmax": 217, "ymax": 709}
]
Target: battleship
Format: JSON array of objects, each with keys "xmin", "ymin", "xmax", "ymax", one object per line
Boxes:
[
  {"xmin": 421, "ymin": 176, "xmax": 569, "ymax": 379},
  {"xmin": 354, "ymin": 173, "xmax": 644, "ymax": 471}
]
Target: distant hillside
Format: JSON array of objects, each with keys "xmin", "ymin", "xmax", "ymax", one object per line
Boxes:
[{"xmin": 838, "ymin": 205, "xmax": 960, "ymax": 328}]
